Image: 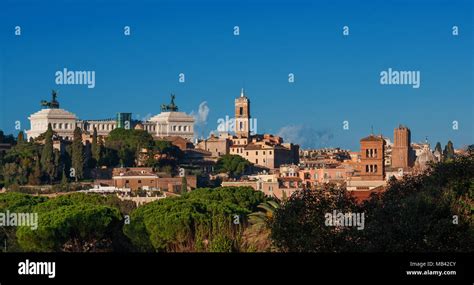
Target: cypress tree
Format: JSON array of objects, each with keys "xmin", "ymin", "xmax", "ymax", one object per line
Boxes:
[
  {"xmin": 91, "ymin": 127, "xmax": 101, "ymax": 166},
  {"xmin": 32, "ymin": 156, "xmax": 42, "ymax": 185},
  {"xmin": 443, "ymin": 141, "xmax": 455, "ymax": 160},
  {"xmin": 181, "ymin": 176, "xmax": 188, "ymax": 194},
  {"xmin": 60, "ymin": 169, "xmax": 69, "ymax": 191},
  {"xmin": 40, "ymin": 124, "xmax": 55, "ymax": 183},
  {"xmin": 71, "ymin": 127, "xmax": 84, "ymax": 181},
  {"xmin": 17, "ymin": 131, "xmax": 25, "ymax": 144},
  {"xmin": 435, "ymin": 142, "xmax": 442, "ymax": 154}
]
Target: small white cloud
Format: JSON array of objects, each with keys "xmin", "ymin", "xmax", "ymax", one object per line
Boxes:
[
  {"xmin": 277, "ymin": 125, "xmax": 334, "ymax": 148},
  {"xmin": 191, "ymin": 101, "xmax": 210, "ymax": 126}
]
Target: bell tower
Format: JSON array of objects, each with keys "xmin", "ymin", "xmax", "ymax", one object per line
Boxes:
[{"xmin": 235, "ymin": 88, "xmax": 250, "ymax": 138}]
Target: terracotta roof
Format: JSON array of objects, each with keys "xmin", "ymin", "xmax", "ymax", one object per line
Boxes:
[
  {"xmin": 349, "ymin": 186, "xmax": 385, "ymax": 203},
  {"xmin": 360, "ymin": 135, "xmax": 384, "ymax": 142}
]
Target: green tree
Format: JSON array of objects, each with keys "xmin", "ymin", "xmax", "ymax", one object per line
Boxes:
[
  {"xmin": 271, "ymin": 185, "xmax": 358, "ymax": 252},
  {"xmin": 71, "ymin": 127, "xmax": 84, "ymax": 181},
  {"xmin": 17, "ymin": 131, "xmax": 25, "ymax": 144},
  {"xmin": 40, "ymin": 124, "xmax": 55, "ymax": 183},
  {"xmin": 215, "ymin": 154, "xmax": 252, "ymax": 178},
  {"xmin": 181, "ymin": 176, "xmax": 188, "ymax": 194},
  {"xmin": 14, "ymin": 193, "xmax": 133, "ymax": 252},
  {"xmin": 249, "ymin": 200, "xmax": 280, "ymax": 229},
  {"xmin": 443, "ymin": 140, "xmax": 455, "ymax": 161},
  {"xmin": 105, "ymin": 128, "xmax": 154, "ymax": 167},
  {"xmin": 91, "ymin": 127, "xmax": 101, "ymax": 166},
  {"xmin": 28, "ymin": 156, "xmax": 42, "ymax": 185},
  {"xmin": 124, "ymin": 186, "xmax": 265, "ymax": 252},
  {"xmin": 357, "ymin": 151, "xmax": 473, "ymax": 252},
  {"xmin": 435, "ymin": 142, "xmax": 442, "ymax": 154}
]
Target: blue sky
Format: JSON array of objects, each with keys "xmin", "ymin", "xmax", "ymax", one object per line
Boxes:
[{"xmin": 0, "ymin": 0, "xmax": 473, "ymax": 150}]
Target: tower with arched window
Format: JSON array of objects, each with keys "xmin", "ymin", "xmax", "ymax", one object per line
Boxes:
[
  {"xmin": 359, "ymin": 134, "xmax": 385, "ymax": 180},
  {"xmin": 234, "ymin": 88, "xmax": 250, "ymax": 138}
]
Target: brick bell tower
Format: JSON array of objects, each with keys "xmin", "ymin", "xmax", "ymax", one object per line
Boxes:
[
  {"xmin": 359, "ymin": 134, "xmax": 386, "ymax": 181},
  {"xmin": 392, "ymin": 125, "xmax": 414, "ymax": 170},
  {"xmin": 235, "ymin": 88, "xmax": 250, "ymax": 138}
]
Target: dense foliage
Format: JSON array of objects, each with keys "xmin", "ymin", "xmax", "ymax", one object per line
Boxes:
[
  {"xmin": 0, "ymin": 192, "xmax": 135, "ymax": 252},
  {"xmin": 0, "ymin": 127, "xmax": 183, "ymax": 187},
  {"xmin": 357, "ymin": 149, "xmax": 473, "ymax": 252},
  {"xmin": 123, "ymin": 186, "xmax": 265, "ymax": 252},
  {"xmin": 215, "ymin": 154, "xmax": 252, "ymax": 178},
  {"xmin": 271, "ymin": 149, "xmax": 474, "ymax": 252}
]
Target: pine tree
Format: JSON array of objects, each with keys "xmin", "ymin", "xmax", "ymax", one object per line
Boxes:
[
  {"xmin": 40, "ymin": 124, "xmax": 55, "ymax": 183},
  {"xmin": 71, "ymin": 127, "xmax": 84, "ymax": 181}
]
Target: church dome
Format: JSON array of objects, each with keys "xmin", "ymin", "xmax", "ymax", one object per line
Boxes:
[{"xmin": 415, "ymin": 145, "xmax": 435, "ymax": 169}]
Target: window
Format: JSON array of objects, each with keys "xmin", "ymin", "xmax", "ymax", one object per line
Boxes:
[
  {"xmin": 58, "ymin": 123, "xmax": 62, "ymax": 129},
  {"xmin": 256, "ymin": 151, "xmax": 258, "ymax": 155},
  {"xmin": 366, "ymin": 165, "xmax": 369, "ymax": 172},
  {"xmin": 240, "ymin": 121, "xmax": 243, "ymax": 130},
  {"xmin": 256, "ymin": 159, "xmax": 258, "ymax": 164},
  {"xmin": 263, "ymin": 151, "xmax": 265, "ymax": 155},
  {"xmin": 53, "ymin": 123, "xmax": 57, "ymax": 128},
  {"xmin": 374, "ymin": 165, "xmax": 378, "ymax": 172},
  {"xmin": 239, "ymin": 107, "xmax": 243, "ymax": 115},
  {"xmin": 138, "ymin": 180, "xmax": 142, "ymax": 184},
  {"xmin": 269, "ymin": 151, "xmax": 272, "ymax": 155},
  {"xmin": 246, "ymin": 152, "xmax": 249, "ymax": 155}
]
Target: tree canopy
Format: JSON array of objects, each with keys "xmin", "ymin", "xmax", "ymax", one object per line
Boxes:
[
  {"xmin": 215, "ymin": 154, "xmax": 252, "ymax": 178},
  {"xmin": 124, "ymin": 186, "xmax": 265, "ymax": 252}
]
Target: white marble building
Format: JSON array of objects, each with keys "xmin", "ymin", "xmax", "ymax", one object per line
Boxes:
[
  {"xmin": 26, "ymin": 93, "xmax": 195, "ymax": 141},
  {"xmin": 26, "ymin": 108, "xmax": 78, "ymax": 140},
  {"xmin": 147, "ymin": 111, "xmax": 194, "ymax": 140}
]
